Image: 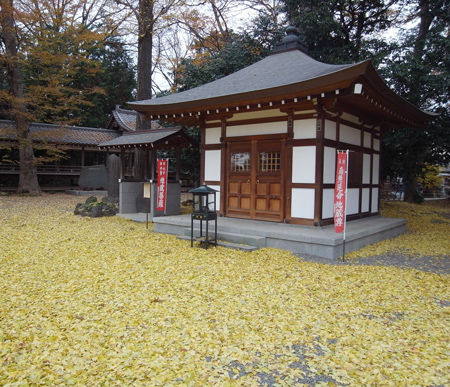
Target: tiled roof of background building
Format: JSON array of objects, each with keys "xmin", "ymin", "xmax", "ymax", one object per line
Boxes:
[{"xmin": 0, "ymin": 120, "xmax": 119, "ymax": 146}]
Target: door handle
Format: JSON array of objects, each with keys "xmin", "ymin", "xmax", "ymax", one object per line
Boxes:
[{"xmin": 256, "ymin": 179, "xmax": 260, "ymax": 184}]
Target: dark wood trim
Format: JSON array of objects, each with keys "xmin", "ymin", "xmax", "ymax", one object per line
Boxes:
[
  {"xmin": 288, "ymin": 218, "xmax": 315, "ymax": 226},
  {"xmin": 287, "ymin": 111, "xmax": 294, "ymax": 138},
  {"xmin": 369, "ymin": 143, "xmax": 374, "ymax": 213},
  {"xmin": 325, "ymin": 115, "xmax": 380, "ymax": 134},
  {"xmin": 314, "ymin": 110, "xmax": 324, "ymax": 225},
  {"xmin": 377, "ymin": 130, "xmax": 383, "ymax": 212},
  {"xmin": 291, "ymin": 138, "xmax": 316, "ymax": 146},
  {"xmin": 119, "ymin": 149, "xmax": 124, "ymax": 179},
  {"xmin": 280, "ymin": 137, "xmax": 287, "ymax": 221},
  {"xmin": 285, "ymin": 111, "xmax": 294, "ymax": 221},
  {"xmin": 200, "ymin": 122, "xmax": 205, "ymax": 184},
  {"xmin": 339, "ymin": 118, "xmax": 363, "ymax": 130},
  {"xmin": 204, "ymin": 144, "xmax": 222, "ymax": 150},
  {"xmin": 290, "ymin": 183, "xmax": 316, "ymax": 189},
  {"xmin": 205, "ymin": 121, "xmax": 225, "ymax": 129},
  {"xmin": 151, "ymin": 150, "xmax": 156, "ymax": 181},
  {"xmin": 220, "ymin": 118, "xmax": 227, "ymax": 214},
  {"xmin": 336, "ymin": 115, "xmax": 341, "ymax": 144},
  {"xmin": 204, "ymin": 180, "xmax": 221, "ymax": 185},
  {"xmin": 323, "ymin": 183, "xmax": 335, "ymax": 189},
  {"xmin": 224, "ymin": 133, "xmax": 287, "ymax": 143},
  {"xmin": 292, "ymin": 113, "xmax": 316, "ymax": 121},
  {"xmin": 358, "ymin": 129, "xmax": 364, "ymax": 217},
  {"xmin": 175, "ymin": 147, "xmax": 181, "ymax": 181},
  {"xmin": 144, "ymin": 149, "xmax": 150, "ymax": 180},
  {"xmin": 322, "ymin": 138, "xmax": 379, "ymax": 154},
  {"xmin": 81, "ymin": 146, "xmax": 85, "ymax": 167},
  {"xmin": 250, "ymin": 140, "xmax": 257, "ymax": 219}
]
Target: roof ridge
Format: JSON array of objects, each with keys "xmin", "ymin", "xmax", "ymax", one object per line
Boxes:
[{"xmin": 0, "ymin": 119, "xmax": 113, "ymax": 132}]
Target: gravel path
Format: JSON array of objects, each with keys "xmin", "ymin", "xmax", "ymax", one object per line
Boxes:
[{"xmin": 297, "ymin": 253, "xmax": 450, "ymax": 275}]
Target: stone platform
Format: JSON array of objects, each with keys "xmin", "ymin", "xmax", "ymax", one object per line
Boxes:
[{"xmin": 141, "ymin": 214, "xmax": 406, "ymax": 260}]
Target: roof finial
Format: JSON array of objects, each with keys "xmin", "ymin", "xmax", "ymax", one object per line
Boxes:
[{"xmin": 272, "ymin": 26, "xmax": 307, "ymax": 54}]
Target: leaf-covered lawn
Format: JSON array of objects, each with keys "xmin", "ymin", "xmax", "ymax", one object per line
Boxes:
[
  {"xmin": 348, "ymin": 200, "xmax": 450, "ymax": 259},
  {"xmin": 0, "ymin": 195, "xmax": 449, "ymax": 385}
]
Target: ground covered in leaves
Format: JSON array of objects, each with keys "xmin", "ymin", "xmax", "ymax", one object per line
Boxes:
[{"xmin": 0, "ymin": 195, "xmax": 449, "ymax": 385}]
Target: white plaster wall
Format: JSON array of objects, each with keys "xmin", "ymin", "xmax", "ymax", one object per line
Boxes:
[
  {"xmin": 207, "ymin": 185, "xmax": 221, "ymax": 212},
  {"xmin": 324, "ymin": 119, "xmax": 336, "ymax": 140},
  {"xmin": 372, "ymin": 154, "xmax": 380, "ymax": 184},
  {"xmin": 341, "ymin": 112, "xmax": 360, "ymax": 125},
  {"xmin": 362, "ymin": 153, "xmax": 371, "ymax": 184},
  {"xmin": 292, "ymin": 146, "xmax": 316, "ymax": 183},
  {"xmin": 204, "ymin": 150, "xmax": 221, "ymax": 181},
  {"xmin": 347, "ymin": 188, "xmax": 359, "ymax": 215},
  {"xmin": 323, "ymin": 146, "xmax": 336, "ymax": 184},
  {"xmin": 227, "ymin": 109, "xmax": 283, "ymax": 121},
  {"xmin": 373, "ymin": 138, "xmax": 380, "ymax": 151},
  {"xmin": 362, "ymin": 188, "xmax": 370, "ymax": 212},
  {"xmin": 226, "ymin": 121, "xmax": 286, "ymax": 137},
  {"xmin": 293, "ymin": 118, "xmax": 316, "ymax": 139},
  {"xmin": 363, "ymin": 131, "xmax": 371, "ymax": 148},
  {"xmin": 205, "ymin": 127, "xmax": 221, "ymax": 144},
  {"xmin": 371, "ymin": 188, "xmax": 379, "ymax": 212},
  {"xmin": 322, "ymin": 188, "xmax": 334, "ymax": 219},
  {"xmin": 291, "ymin": 188, "xmax": 315, "ymax": 219},
  {"xmin": 340, "ymin": 124, "xmax": 361, "ymax": 146}
]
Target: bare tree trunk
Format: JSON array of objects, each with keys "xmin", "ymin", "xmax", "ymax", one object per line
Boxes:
[
  {"xmin": 136, "ymin": 0, "xmax": 154, "ymax": 131},
  {"xmin": 0, "ymin": 0, "xmax": 40, "ymax": 194},
  {"xmin": 403, "ymin": 0, "xmax": 433, "ymax": 202},
  {"xmin": 134, "ymin": 0, "xmax": 155, "ymax": 178}
]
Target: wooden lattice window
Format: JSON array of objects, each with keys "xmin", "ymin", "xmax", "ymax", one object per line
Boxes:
[
  {"xmin": 259, "ymin": 152, "xmax": 280, "ymax": 172},
  {"xmin": 231, "ymin": 152, "xmax": 250, "ymax": 172}
]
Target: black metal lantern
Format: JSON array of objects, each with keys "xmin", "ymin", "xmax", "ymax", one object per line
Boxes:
[{"xmin": 189, "ymin": 185, "xmax": 218, "ymax": 248}]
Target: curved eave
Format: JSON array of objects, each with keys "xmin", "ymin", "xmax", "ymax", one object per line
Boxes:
[
  {"xmin": 112, "ymin": 110, "xmax": 135, "ymax": 132},
  {"xmin": 361, "ymin": 63, "xmax": 436, "ymax": 127},
  {"xmin": 129, "ymin": 61, "xmax": 370, "ymax": 115}
]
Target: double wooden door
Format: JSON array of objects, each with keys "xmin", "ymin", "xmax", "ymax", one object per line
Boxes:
[{"xmin": 226, "ymin": 139, "xmax": 284, "ymax": 222}]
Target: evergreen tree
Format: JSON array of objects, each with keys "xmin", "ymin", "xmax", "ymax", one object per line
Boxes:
[{"xmin": 381, "ymin": 0, "xmax": 449, "ymax": 201}]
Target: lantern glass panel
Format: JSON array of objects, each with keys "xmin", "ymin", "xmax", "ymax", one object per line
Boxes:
[{"xmin": 193, "ymin": 196, "xmax": 200, "ymax": 212}]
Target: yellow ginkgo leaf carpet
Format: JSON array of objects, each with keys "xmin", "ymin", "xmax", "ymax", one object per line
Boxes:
[{"xmin": 0, "ymin": 195, "xmax": 448, "ymax": 385}]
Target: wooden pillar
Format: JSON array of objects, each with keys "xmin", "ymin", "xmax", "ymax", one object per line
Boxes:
[
  {"xmin": 120, "ymin": 148, "xmax": 125, "ymax": 179},
  {"xmin": 81, "ymin": 146, "xmax": 85, "ymax": 167},
  {"xmin": 200, "ymin": 119, "xmax": 206, "ymax": 185},
  {"xmin": 285, "ymin": 110, "xmax": 294, "ymax": 222},
  {"xmin": 314, "ymin": 105, "xmax": 325, "ymax": 226},
  {"xmin": 220, "ymin": 117, "xmax": 227, "ymax": 215},
  {"xmin": 175, "ymin": 147, "xmax": 181, "ymax": 182},
  {"xmin": 151, "ymin": 149, "xmax": 156, "ymax": 181},
  {"xmin": 144, "ymin": 148, "xmax": 149, "ymax": 180}
]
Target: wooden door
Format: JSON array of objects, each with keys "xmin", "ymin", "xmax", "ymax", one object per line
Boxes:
[
  {"xmin": 226, "ymin": 139, "xmax": 284, "ymax": 222},
  {"xmin": 226, "ymin": 142, "xmax": 252, "ymax": 218},
  {"xmin": 254, "ymin": 140, "xmax": 283, "ymax": 221}
]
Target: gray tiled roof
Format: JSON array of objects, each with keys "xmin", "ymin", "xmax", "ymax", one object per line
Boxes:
[
  {"xmin": 130, "ymin": 49, "xmax": 360, "ymax": 108},
  {"xmin": 111, "ymin": 106, "xmax": 164, "ymax": 131},
  {"xmin": 0, "ymin": 120, "xmax": 119, "ymax": 146},
  {"xmin": 112, "ymin": 107, "xmax": 137, "ymax": 131},
  {"xmin": 98, "ymin": 128, "xmax": 181, "ymax": 147}
]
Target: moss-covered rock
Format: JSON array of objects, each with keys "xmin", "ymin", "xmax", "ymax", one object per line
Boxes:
[{"xmin": 74, "ymin": 197, "xmax": 118, "ymax": 217}]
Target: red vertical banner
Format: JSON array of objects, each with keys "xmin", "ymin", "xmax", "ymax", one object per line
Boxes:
[
  {"xmin": 334, "ymin": 151, "xmax": 348, "ymax": 233},
  {"xmin": 156, "ymin": 159, "xmax": 168, "ymax": 211}
]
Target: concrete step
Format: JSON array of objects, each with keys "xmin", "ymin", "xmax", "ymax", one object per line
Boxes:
[
  {"xmin": 177, "ymin": 235, "xmax": 258, "ymax": 251},
  {"xmin": 183, "ymin": 228, "xmax": 266, "ymax": 247}
]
